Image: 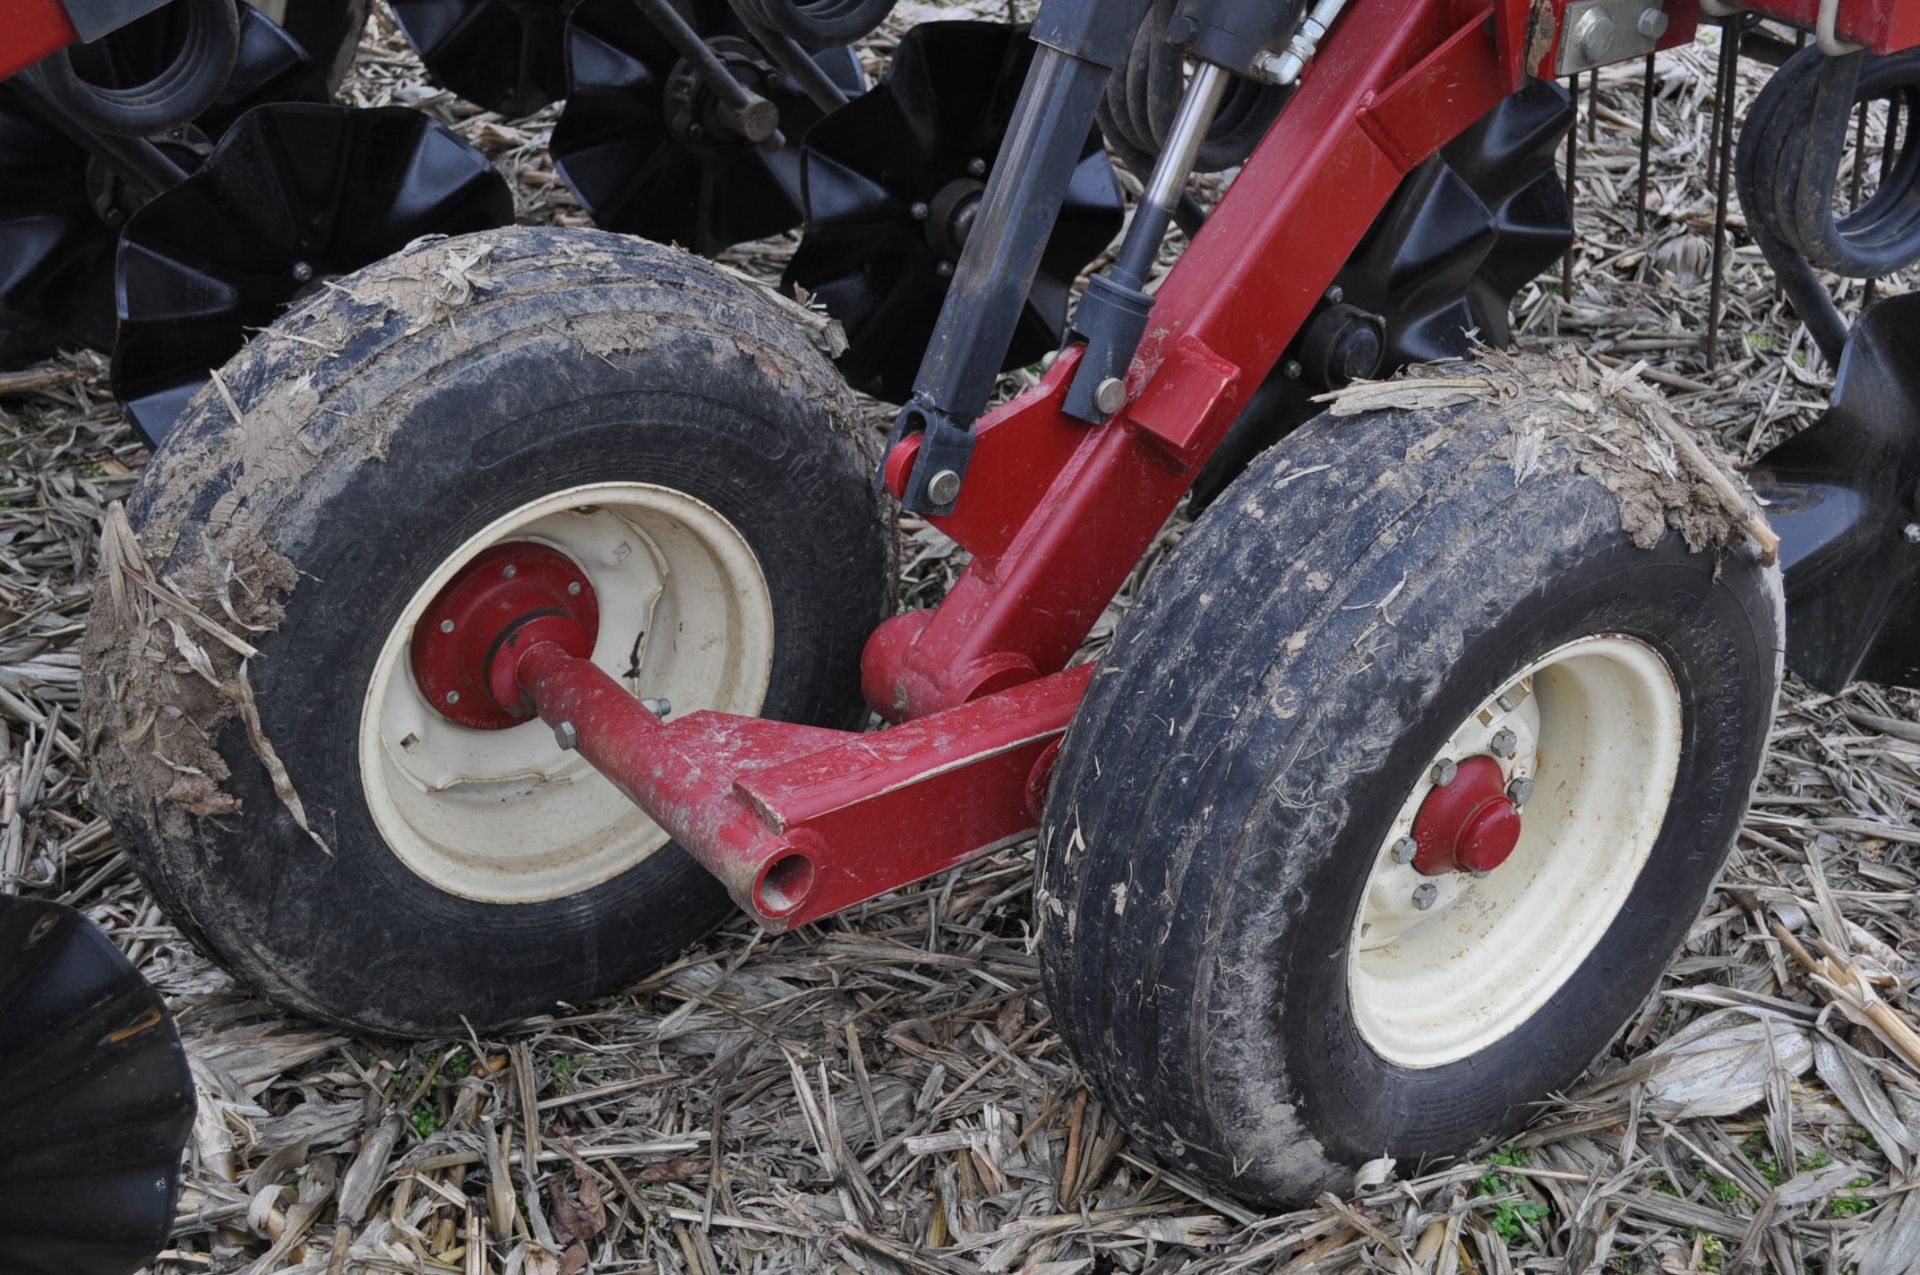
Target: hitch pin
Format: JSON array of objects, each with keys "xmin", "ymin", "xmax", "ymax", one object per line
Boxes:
[{"xmin": 1254, "ymin": 0, "xmax": 1353, "ymax": 86}]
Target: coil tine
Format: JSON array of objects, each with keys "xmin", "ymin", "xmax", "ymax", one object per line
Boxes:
[
  {"xmin": 1565, "ymin": 71, "xmax": 1580, "ymax": 298},
  {"xmin": 1707, "ymin": 19, "xmax": 1742, "ymax": 372},
  {"xmin": 1639, "ymin": 52, "xmax": 1656, "ymax": 236}
]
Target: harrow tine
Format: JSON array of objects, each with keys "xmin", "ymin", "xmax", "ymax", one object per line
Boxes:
[
  {"xmin": 1588, "ymin": 68, "xmax": 1598, "ymax": 142},
  {"xmin": 1564, "ymin": 71, "xmax": 1580, "ymax": 297},
  {"xmin": 1638, "ymin": 52, "xmax": 1655, "ymax": 235},
  {"xmin": 1707, "ymin": 17, "xmax": 1742, "ymax": 371}
]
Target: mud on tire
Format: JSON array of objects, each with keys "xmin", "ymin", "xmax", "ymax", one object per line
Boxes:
[
  {"xmin": 83, "ymin": 227, "xmax": 893, "ymax": 1037},
  {"xmin": 1036, "ymin": 362, "xmax": 1783, "ymax": 1205}
]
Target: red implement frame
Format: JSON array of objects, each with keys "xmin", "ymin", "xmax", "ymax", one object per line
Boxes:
[
  {"xmin": 1, "ymin": 0, "xmax": 80, "ymax": 80},
  {"xmin": 502, "ymin": 0, "xmax": 1917, "ymax": 929}
]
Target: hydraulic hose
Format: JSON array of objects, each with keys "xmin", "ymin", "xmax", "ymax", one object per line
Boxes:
[
  {"xmin": 1738, "ymin": 45, "xmax": 1920, "ymax": 364},
  {"xmin": 724, "ymin": 0, "xmax": 897, "ymax": 49}
]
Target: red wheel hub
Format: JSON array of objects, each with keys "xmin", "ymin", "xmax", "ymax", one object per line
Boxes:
[
  {"xmin": 410, "ymin": 542, "xmax": 599, "ymax": 730},
  {"xmin": 1412, "ymin": 755, "xmax": 1522, "ymax": 875}
]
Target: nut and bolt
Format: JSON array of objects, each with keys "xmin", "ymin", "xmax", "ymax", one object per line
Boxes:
[
  {"xmin": 1325, "ymin": 285, "xmax": 1344, "ymax": 304},
  {"xmin": 1496, "ymin": 689, "xmax": 1522, "ymax": 711},
  {"xmin": 1093, "ymin": 377, "xmax": 1128, "ymax": 415},
  {"xmin": 554, "ymin": 720, "xmax": 578, "ymax": 750},
  {"xmin": 967, "ymin": 157, "xmax": 987, "ymax": 176},
  {"xmin": 927, "ymin": 469, "xmax": 963, "ymax": 505},
  {"xmin": 1507, "ymin": 775, "xmax": 1535, "ymax": 805},
  {"xmin": 1489, "ymin": 727, "xmax": 1517, "ymax": 755},
  {"xmin": 567, "ymin": 580, "xmax": 583, "ymax": 595},
  {"xmin": 1573, "ymin": 9, "xmax": 1615, "ymax": 60},
  {"xmin": 910, "ymin": 201, "xmax": 930, "ymax": 220},
  {"xmin": 1412, "ymin": 883, "xmax": 1439, "ymax": 910},
  {"xmin": 439, "ymin": 618, "xmax": 455, "ymax": 634},
  {"xmin": 1638, "ymin": 7, "xmax": 1669, "ymax": 39},
  {"xmin": 1430, "ymin": 758, "xmax": 1458, "ymax": 787},
  {"xmin": 641, "ymin": 697, "xmax": 672, "ymax": 718},
  {"xmin": 1390, "ymin": 835, "xmax": 1417, "ymax": 865},
  {"xmin": 502, "ymin": 563, "xmax": 518, "ymax": 579},
  {"xmin": 291, "ymin": 261, "xmax": 314, "ymax": 283},
  {"xmin": 1904, "ymin": 523, "xmax": 1920, "ymax": 544},
  {"xmin": 445, "ymin": 690, "xmax": 460, "ymax": 705}
]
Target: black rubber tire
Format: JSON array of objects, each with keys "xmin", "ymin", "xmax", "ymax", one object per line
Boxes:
[
  {"xmin": 1036, "ymin": 381, "xmax": 1782, "ymax": 1206},
  {"xmin": 83, "ymin": 226, "xmax": 893, "ymax": 1037}
]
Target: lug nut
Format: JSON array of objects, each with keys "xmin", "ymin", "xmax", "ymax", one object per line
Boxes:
[
  {"xmin": 641, "ymin": 697, "xmax": 672, "ymax": 719},
  {"xmin": 1507, "ymin": 775, "xmax": 1534, "ymax": 805},
  {"xmin": 1489, "ymin": 727, "xmax": 1517, "ymax": 755},
  {"xmin": 554, "ymin": 720, "xmax": 578, "ymax": 750},
  {"xmin": 1390, "ymin": 835, "xmax": 1417, "ymax": 865},
  {"xmin": 927, "ymin": 469, "xmax": 962, "ymax": 505},
  {"xmin": 1412, "ymin": 883, "xmax": 1438, "ymax": 910},
  {"xmin": 1430, "ymin": 758, "xmax": 1458, "ymax": 787},
  {"xmin": 1094, "ymin": 377, "xmax": 1128, "ymax": 415}
]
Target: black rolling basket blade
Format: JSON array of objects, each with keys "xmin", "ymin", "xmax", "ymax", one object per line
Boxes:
[
  {"xmin": 112, "ymin": 103, "xmax": 514, "ymax": 446},
  {"xmin": 390, "ymin": 0, "xmax": 576, "ymax": 117},
  {"xmin": 784, "ymin": 20, "xmax": 1124, "ymax": 404},
  {"xmin": 1752, "ymin": 292, "xmax": 1920, "ymax": 693},
  {"xmin": 0, "ymin": 4, "xmax": 348, "ymax": 371},
  {"xmin": 0, "ymin": 895, "xmax": 195, "ymax": 1275},
  {"xmin": 552, "ymin": 0, "xmax": 863, "ymax": 256}
]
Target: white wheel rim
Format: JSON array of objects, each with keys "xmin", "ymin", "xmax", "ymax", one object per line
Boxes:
[
  {"xmin": 1346, "ymin": 635, "xmax": 1683, "ymax": 1069},
  {"xmin": 357, "ymin": 483, "xmax": 774, "ymax": 904}
]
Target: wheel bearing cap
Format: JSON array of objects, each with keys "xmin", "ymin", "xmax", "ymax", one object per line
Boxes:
[
  {"xmin": 1411, "ymin": 754, "xmax": 1522, "ymax": 875},
  {"xmin": 410, "ymin": 542, "xmax": 598, "ymax": 730}
]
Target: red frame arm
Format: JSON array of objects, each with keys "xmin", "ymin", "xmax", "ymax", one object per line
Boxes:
[{"xmin": 1, "ymin": 0, "xmax": 81, "ymax": 80}]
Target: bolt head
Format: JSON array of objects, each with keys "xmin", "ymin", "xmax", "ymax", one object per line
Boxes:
[
  {"xmin": 1412, "ymin": 883, "xmax": 1439, "ymax": 910},
  {"xmin": 1637, "ymin": 7, "xmax": 1669, "ymax": 39},
  {"xmin": 291, "ymin": 261, "xmax": 314, "ymax": 282},
  {"xmin": 967, "ymin": 157, "xmax": 987, "ymax": 177},
  {"xmin": 1390, "ymin": 835, "xmax": 1417, "ymax": 865},
  {"xmin": 1430, "ymin": 758, "xmax": 1458, "ymax": 787},
  {"xmin": 553, "ymin": 720, "xmax": 578, "ymax": 750},
  {"xmin": 1496, "ymin": 690, "xmax": 1521, "ymax": 712},
  {"xmin": 927, "ymin": 469, "xmax": 963, "ymax": 505},
  {"xmin": 1094, "ymin": 377, "xmax": 1128, "ymax": 415},
  {"xmin": 1489, "ymin": 727, "xmax": 1517, "ymax": 756},
  {"xmin": 445, "ymin": 690, "xmax": 460, "ymax": 705},
  {"xmin": 439, "ymin": 618, "xmax": 455, "ymax": 634},
  {"xmin": 1325, "ymin": 285, "xmax": 1344, "ymax": 304},
  {"xmin": 1904, "ymin": 522, "xmax": 1920, "ymax": 544},
  {"xmin": 502, "ymin": 564, "xmax": 518, "ymax": 579},
  {"xmin": 910, "ymin": 201, "xmax": 930, "ymax": 220},
  {"xmin": 1283, "ymin": 359, "xmax": 1304, "ymax": 380},
  {"xmin": 641, "ymin": 696, "xmax": 672, "ymax": 719},
  {"xmin": 567, "ymin": 580, "xmax": 583, "ymax": 596},
  {"xmin": 936, "ymin": 261, "xmax": 954, "ymax": 278},
  {"xmin": 1507, "ymin": 775, "xmax": 1535, "ymax": 805},
  {"xmin": 1575, "ymin": 9, "xmax": 1615, "ymax": 58}
]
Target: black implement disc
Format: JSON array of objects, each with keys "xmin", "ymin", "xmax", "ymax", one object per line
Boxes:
[
  {"xmin": 552, "ymin": 0, "xmax": 863, "ymax": 255},
  {"xmin": 783, "ymin": 21, "xmax": 1123, "ymax": 403},
  {"xmin": 0, "ymin": 896, "xmax": 194, "ymax": 1275},
  {"xmin": 0, "ymin": 3, "xmax": 362, "ymax": 370},
  {"xmin": 113, "ymin": 103, "xmax": 514, "ymax": 445},
  {"xmin": 390, "ymin": 0, "xmax": 576, "ymax": 117},
  {"xmin": 1192, "ymin": 80, "xmax": 1574, "ymax": 509}
]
